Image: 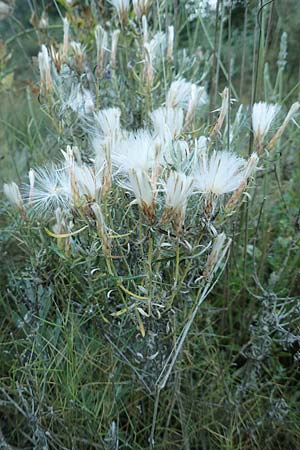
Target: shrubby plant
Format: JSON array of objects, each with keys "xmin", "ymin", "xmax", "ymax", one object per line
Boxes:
[
  {"xmin": 4, "ymin": 0, "xmax": 297, "ymax": 382},
  {"xmin": 1, "ymin": 1, "xmax": 300, "ymax": 448}
]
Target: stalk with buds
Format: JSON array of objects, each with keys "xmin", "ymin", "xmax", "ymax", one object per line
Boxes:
[
  {"xmin": 3, "ymin": 182, "xmax": 26, "ymax": 218},
  {"xmin": 111, "ymin": 29, "xmax": 120, "ymax": 69},
  {"xmin": 38, "ymin": 45, "xmax": 52, "ymax": 96},
  {"xmin": 210, "ymin": 87, "xmax": 229, "ymax": 138},
  {"xmin": 62, "ymin": 17, "xmax": 69, "ymax": 62},
  {"xmin": 252, "ymin": 102, "xmax": 280, "ymax": 155},
  {"xmin": 167, "ymin": 26, "xmax": 174, "ymax": 62},
  {"xmin": 267, "ymin": 102, "xmax": 300, "ymax": 150},
  {"xmin": 225, "ymin": 153, "xmax": 259, "ymax": 211},
  {"xmin": 91, "ymin": 203, "xmax": 111, "ymax": 256},
  {"xmin": 95, "ymin": 25, "xmax": 108, "ymax": 75},
  {"xmin": 203, "ymin": 233, "xmax": 229, "ymax": 279}
]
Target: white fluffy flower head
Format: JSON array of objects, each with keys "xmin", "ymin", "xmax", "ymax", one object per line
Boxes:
[
  {"xmin": 252, "ymin": 102, "xmax": 280, "ymax": 142},
  {"xmin": 164, "ymin": 171, "xmax": 194, "ymax": 210},
  {"xmin": 194, "ymin": 150, "xmax": 247, "ymax": 196},
  {"xmin": 124, "ymin": 169, "xmax": 155, "ymax": 222},
  {"xmin": 150, "ymin": 107, "xmax": 184, "ymax": 143},
  {"xmin": 161, "ymin": 171, "xmax": 194, "ymax": 233},
  {"xmin": 3, "ymin": 182, "xmax": 24, "ymax": 210},
  {"xmin": 38, "ymin": 45, "xmax": 52, "ymax": 94},
  {"xmin": 109, "ymin": 0, "xmax": 130, "ymax": 21},
  {"xmin": 204, "ymin": 232, "xmax": 229, "ymax": 278},
  {"xmin": 112, "ymin": 129, "xmax": 155, "ymax": 173},
  {"xmin": 66, "ymin": 85, "xmax": 94, "ymax": 116},
  {"xmin": 133, "ymin": 0, "xmax": 153, "ymax": 18},
  {"xmin": 144, "ymin": 32, "xmax": 166, "ymax": 70},
  {"xmin": 94, "ymin": 108, "xmax": 121, "ymax": 142},
  {"xmin": 166, "ymin": 79, "xmax": 192, "ymax": 108},
  {"xmin": 75, "ymin": 165, "xmax": 102, "ymax": 202},
  {"xmin": 28, "ymin": 165, "xmax": 71, "ymax": 216}
]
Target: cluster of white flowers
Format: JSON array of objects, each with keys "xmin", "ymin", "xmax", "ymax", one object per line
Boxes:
[
  {"xmin": 36, "ymin": 12, "xmax": 177, "ymax": 120},
  {"xmin": 4, "ymin": 97, "xmax": 259, "ymax": 235},
  {"xmin": 5, "ymin": 14, "xmax": 299, "ymax": 244},
  {"xmin": 3, "ymin": 5, "xmax": 299, "ymax": 341},
  {"xmin": 5, "ymin": 13, "xmax": 299, "ymax": 256}
]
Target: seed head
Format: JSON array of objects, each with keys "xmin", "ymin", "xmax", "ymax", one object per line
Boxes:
[
  {"xmin": 167, "ymin": 25, "xmax": 174, "ymax": 62},
  {"xmin": 38, "ymin": 45, "xmax": 52, "ymax": 95},
  {"xmin": 127, "ymin": 169, "xmax": 155, "ymax": 222},
  {"xmin": 109, "ymin": 0, "xmax": 130, "ymax": 24},
  {"xmin": 204, "ymin": 233, "xmax": 229, "ymax": 279},
  {"xmin": 252, "ymin": 102, "xmax": 280, "ymax": 152},
  {"xmin": 150, "ymin": 107, "xmax": 184, "ymax": 142},
  {"xmin": 112, "ymin": 129, "xmax": 155, "ymax": 173},
  {"xmin": 161, "ymin": 171, "xmax": 194, "ymax": 233},
  {"xmin": 62, "ymin": 17, "xmax": 69, "ymax": 61},
  {"xmin": 111, "ymin": 29, "xmax": 120, "ymax": 68},
  {"xmin": 133, "ymin": 0, "xmax": 153, "ymax": 19},
  {"xmin": 95, "ymin": 25, "xmax": 108, "ymax": 74},
  {"xmin": 3, "ymin": 182, "xmax": 24, "ymax": 212},
  {"xmin": 194, "ymin": 150, "xmax": 247, "ymax": 196},
  {"xmin": 26, "ymin": 165, "xmax": 70, "ymax": 217}
]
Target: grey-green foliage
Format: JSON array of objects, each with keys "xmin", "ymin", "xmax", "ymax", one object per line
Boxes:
[{"xmin": 1, "ymin": 1, "xmax": 300, "ymax": 450}]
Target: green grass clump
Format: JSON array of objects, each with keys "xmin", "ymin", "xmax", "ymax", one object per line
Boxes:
[{"xmin": 1, "ymin": 1, "xmax": 300, "ymax": 449}]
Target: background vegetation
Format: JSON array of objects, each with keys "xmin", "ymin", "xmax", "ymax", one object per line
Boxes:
[{"xmin": 1, "ymin": 1, "xmax": 300, "ymax": 449}]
